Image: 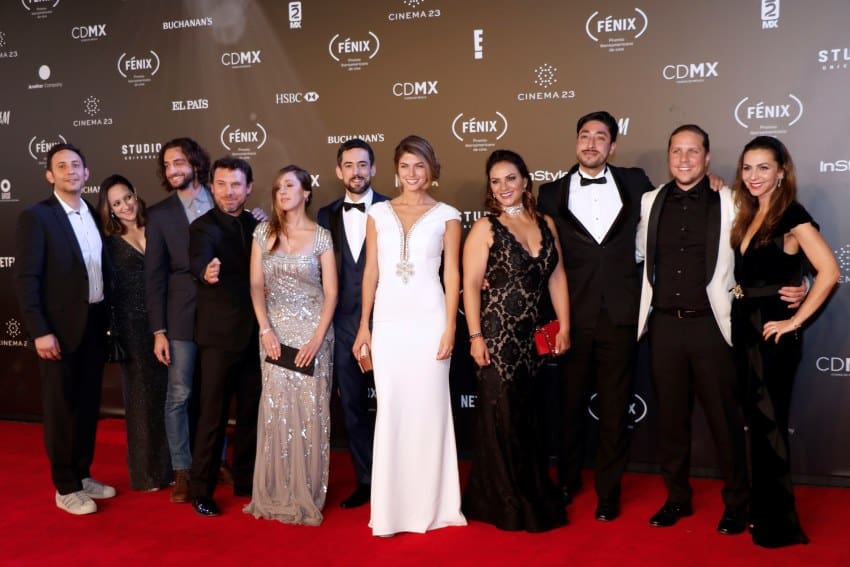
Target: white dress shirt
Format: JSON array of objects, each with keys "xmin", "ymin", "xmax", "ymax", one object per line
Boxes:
[
  {"xmin": 343, "ymin": 188, "xmax": 374, "ymax": 262},
  {"xmin": 567, "ymin": 167, "xmax": 622, "ymax": 244},
  {"xmin": 55, "ymin": 192, "xmax": 104, "ymax": 303}
]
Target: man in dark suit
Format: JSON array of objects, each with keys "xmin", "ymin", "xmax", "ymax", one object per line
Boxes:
[
  {"xmin": 188, "ymin": 156, "xmax": 261, "ymax": 516},
  {"xmin": 14, "ymin": 143, "xmax": 116, "ymax": 515},
  {"xmin": 538, "ymin": 111, "xmax": 653, "ymax": 522},
  {"xmin": 317, "ymin": 138, "xmax": 388, "ymax": 508},
  {"xmin": 145, "ymin": 137, "xmax": 214, "ymax": 503}
]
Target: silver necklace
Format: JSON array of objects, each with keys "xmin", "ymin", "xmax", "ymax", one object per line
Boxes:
[{"xmin": 503, "ymin": 204, "xmax": 524, "ymax": 217}]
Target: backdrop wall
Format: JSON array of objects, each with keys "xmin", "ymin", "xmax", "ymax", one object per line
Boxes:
[{"xmin": 1, "ymin": 0, "xmax": 848, "ymax": 483}]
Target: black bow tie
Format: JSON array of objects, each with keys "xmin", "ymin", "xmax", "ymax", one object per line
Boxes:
[
  {"xmin": 671, "ymin": 187, "xmax": 700, "ymax": 201},
  {"xmin": 579, "ymin": 174, "xmax": 607, "ymax": 187},
  {"xmin": 343, "ymin": 202, "xmax": 366, "ymax": 212}
]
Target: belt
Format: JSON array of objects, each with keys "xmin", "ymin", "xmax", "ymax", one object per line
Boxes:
[
  {"xmin": 654, "ymin": 307, "xmax": 713, "ymax": 319},
  {"xmin": 730, "ymin": 283, "xmax": 787, "ymax": 300}
]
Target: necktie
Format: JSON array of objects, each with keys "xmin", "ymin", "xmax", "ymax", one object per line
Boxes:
[
  {"xmin": 343, "ymin": 202, "xmax": 366, "ymax": 212},
  {"xmin": 579, "ymin": 174, "xmax": 607, "ymax": 187}
]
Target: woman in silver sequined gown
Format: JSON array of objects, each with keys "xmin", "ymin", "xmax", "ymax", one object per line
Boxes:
[{"xmin": 243, "ymin": 166, "xmax": 338, "ymax": 526}]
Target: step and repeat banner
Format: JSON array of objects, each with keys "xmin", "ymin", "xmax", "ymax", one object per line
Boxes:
[{"xmin": 1, "ymin": 0, "xmax": 848, "ymax": 483}]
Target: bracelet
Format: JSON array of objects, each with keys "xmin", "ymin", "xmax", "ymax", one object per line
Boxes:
[
  {"xmin": 468, "ymin": 332, "xmax": 483, "ymax": 342},
  {"xmin": 260, "ymin": 328, "xmax": 273, "ymax": 336}
]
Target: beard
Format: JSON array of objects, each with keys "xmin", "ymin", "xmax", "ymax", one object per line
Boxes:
[
  {"xmin": 344, "ymin": 175, "xmax": 370, "ymax": 195},
  {"xmin": 169, "ymin": 169, "xmax": 196, "ymax": 191}
]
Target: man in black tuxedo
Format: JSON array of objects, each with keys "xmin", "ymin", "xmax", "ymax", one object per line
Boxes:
[
  {"xmin": 145, "ymin": 137, "xmax": 214, "ymax": 503},
  {"xmin": 15, "ymin": 143, "xmax": 116, "ymax": 515},
  {"xmin": 188, "ymin": 157, "xmax": 261, "ymax": 516},
  {"xmin": 538, "ymin": 111, "xmax": 653, "ymax": 522},
  {"xmin": 317, "ymin": 138, "xmax": 388, "ymax": 508}
]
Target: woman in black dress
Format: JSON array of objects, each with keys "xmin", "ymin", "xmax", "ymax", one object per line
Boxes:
[
  {"xmin": 461, "ymin": 150, "xmax": 569, "ymax": 531},
  {"xmin": 97, "ymin": 175, "xmax": 171, "ymax": 491},
  {"xmin": 729, "ymin": 136, "xmax": 839, "ymax": 547}
]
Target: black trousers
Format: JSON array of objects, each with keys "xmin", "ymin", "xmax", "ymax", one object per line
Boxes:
[
  {"xmin": 190, "ymin": 340, "xmax": 261, "ymax": 499},
  {"xmin": 40, "ymin": 303, "xmax": 107, "ymax": 495},
  {"xmin": 649, "ymin": 311, "xmax": 749, "ymax": 511},
  {"xmin": 334, "ymin": 325, "xmax": 374, "ymax": 486},
  {"xmin": 558, "ymin": 309, "xmax": 635, "ymax": 503}
]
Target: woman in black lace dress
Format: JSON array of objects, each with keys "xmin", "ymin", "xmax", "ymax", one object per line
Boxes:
[
  {"xmin": 729, "ymin": 137, "xmax": 839, "ymax": 548},
  {"xmin": 461, "ymin": 150, "xmax": 570, "ymax": 531},
  {"xmin": 97, "ymin": 175, "xmax": 171, "ymax": 491}
]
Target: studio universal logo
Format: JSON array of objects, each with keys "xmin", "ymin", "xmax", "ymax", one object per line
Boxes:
[
  {"xmin": 818, "ymin": 47, "xmax": 850, "ymax": 72},
  {"xmin": 21, "ymin": 0, "xmax": 60, "ymax": 20},
  {"xmin": 71, "ymin": 23, "xmax": 107, "ymax": 42},
  {"xmin": 0, "ymin": 30, "xmax": 19, "ymax": 59},
  {"xmin": 0, "ymin": 177, "xmax": 17, "ymax": 203},
  {"xmin": 28, "ymin": 64, "xmax": 63, "ymax": 90},
  {"xmin": 73, "ymin": 95, "xmax": 114, "ymax": 128},
  {"xmin": 220, "ymin": 123, "xmax": 267, "ymax": 160},
  {"xmin": 451, "ymin": 111, "xmax": 508, "ymax": 153},
  {"xmin": 586, "ymin": 7, "xmax": 648, "ymax": 53},
  {"xmin": 329, "ymin": 31, "xmax": 380, "ymax": 71},
  {"xmin": 590, "ymin": 393, "xmax": 648, "ymax": 427},
  {"xmin": 388, "ymin": 0, "xmax": 442, "ymax": 22},
  {"xmin": 517, "ymin": 63, "xmax": 576, "ymax": 102},
  {"xmin": 734, "ymin": 94, "xmax": 803, "ymax": 136},
  {"xmin": 117, "ymin": 50, "xmax": 160, "ymax": 87},
  {"xmin": 121, "ymin": 141, "xmax": 162, "ymax": 161},
  {"xmin": 28, "ymin": 134, "xmax": 67, "ymax": 165}
]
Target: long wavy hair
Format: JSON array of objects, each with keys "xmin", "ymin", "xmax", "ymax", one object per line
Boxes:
[
  {"xmin": 483, "ymin": 149, "xmax": 537, "ymax": 220},
  {"xmin": 156, "ymin": 137, "xmax": 211, "ymax": 192},
  {"xmin": 730, "ymin": 136, "xmax": 797, "ymax": 250},
  {"xmin": 267, "ymin": 165, "xmax": 313, "ymax": 250},
  {"xmin": 96, "ymin": 174, "xmax": 147, "ymax": 237}
]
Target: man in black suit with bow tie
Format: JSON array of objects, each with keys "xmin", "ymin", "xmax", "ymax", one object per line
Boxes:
[{"xmin": 538, "ymin": 111, "xmax": 654, "ymax": 522}]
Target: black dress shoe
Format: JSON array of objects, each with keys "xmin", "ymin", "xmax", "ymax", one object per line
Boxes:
[
  {"xmin": 649, "ymin": 502, "xmax": 693, "ymax": 527},
  {"xmin": 340, "ymin": 484, "xmax": 371, "ymax": 509},
  {"xmin": 559, "ymin": 483, "xmax": 581, "ymax": 506},
  {"xmin": 717, "ymin": 509, "xmax": 747, "ymax": 535},
  {"xmin": 595, "ymin": 501, "xmax": 620, "ymax": 522},
  {"xmin": 192, "ymin": 496, "xmax": 221, "ymax": 517}
]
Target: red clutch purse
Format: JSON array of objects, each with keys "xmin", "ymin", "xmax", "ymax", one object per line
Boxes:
[{"xmin": 533, "ymin": 320, "xmax": 560, "ymax": 356}]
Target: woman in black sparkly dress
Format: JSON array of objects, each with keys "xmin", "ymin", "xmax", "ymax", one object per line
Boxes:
[
  {"xmin": 97, "ymin": 175, "xmax": 171, "ymax": 491},
  {"xmin": 461, "ymin": 150, "xmax": 569, "ymax": 532},
  {"xmin": 729, "ymin": 137, "xmax": 839, "ymax": 547}
]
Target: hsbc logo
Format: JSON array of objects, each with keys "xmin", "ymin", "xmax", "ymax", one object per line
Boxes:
[
  {"xmin": 392, "ymin": 80, "xmax": 438, "ymax": 100},
  {"xmin": 220, "ymin": 123, "xmax": 268, "ymax": 159},
  {"xmin": 329, "ymin": 31, "xmax": 380, "ymax": 71},
  {"xmin": 28, "ymin": 134, "xmax": 67, "ymax": 164},
  {"xmin": 662, "ymin": 61, "xmax": 718, "ymax": 84},
  {"xmin": 734, "ymin": 94, "xmax": 803, "ymax": 135},
  {"xmin": 71, "ymin": 24, "xmax": 107, "ymax": 42},
  {"xmin": 451, "ymin": 111, "xmax": 508, "ymax": 153},
  {"xmin": 221, "ymin": 50, "xmax": 262, "ymax": 69},
  {"xmin": 274, "ymin": 91, "xmax": 320, "ymax": 104},
  {"xmin": 117, "ymin": 51, "xmax": 160, "ymax": 86},
  {"xmin": 585, "ymin": 7, "xmax": 648, "ymax": 52}
]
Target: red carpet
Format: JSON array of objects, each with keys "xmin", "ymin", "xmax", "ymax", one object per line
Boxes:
[{"xmin": 0, "ymin": 419, "xmax": 847, "ymax": 566}]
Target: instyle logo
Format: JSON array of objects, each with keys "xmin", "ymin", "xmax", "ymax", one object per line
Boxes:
[
  {"xmin": 451, "ymin": 111, "xmax": 508, "ymax": 153},
  {"xmin": 329, "ymin": 32, "xmax": 380, "ymax": 71},
  {"xmin": 734, "ymin": 94, "xmax": 803, "ymax": 135},
  {"xmin": 0, "ymin": 178, "xmax": 18, "ymax": 203},
  {"xmin": 28, "ymin": 134, "xmax": 67, "ymax": 165},
  {"xmin": 1, "ymin": 319, "xmax": 30, "ymax": 349},
  {"xmin": 0, "ymin": 110, "xmax": 9, "ymax": 126},
  {"xmin": 28, "ymin": 64, "xmax": 63, "ymax": 90},
  {"xmin": 21, "ymin": 0, "xmax": 60, "ymax": 19},
  {"xmin": 73, "ymin": 95, "xmax": 114, "ymax": 128},
  {"xmin": 586, "ymin": 7, "xmax": 648, "ymax": 52},
  {"xmin": 162, "ymin": 17, "xmax": 213, "ymax": 30},
  {"xmin": 473, "ymin": 29, "xmax": 483, "ymax": 60},
  {"xmin": 392, "ymin": 80, "xmax": 438, "ymax": 100},
  {"xmin": 274, "ymin": 91, "xmax": 319, "ymax": 104},
  {"xmin": 71, "ymin": 23, "xmax": 107, "ymax": 42},
  {"xmin": 121, "ymin": 142, "xmax": 162, "ymax": 161},
  {"xmin": 517, "ymin": 63, "xmax": 576, "ymax": 102},
  {"xmin": 327, "ymin": 133, "xmax": 385, "ymax": 145},
  {"xmin": 761, "ymin": 0, "xmax": 780, "ymax": 29},
  {"xmin": 0, "ymin": 30, "xmax": 19, "ymax": 59},
  {"xmin": 530, "ymin": 169, "xmax": 571, "ymax": 183},
  {"xmin": 221, "ymin": 50, "xmax": 262, "ymax": 69},
  {"xmin": 117, "ymin": 51, "xmax": 160, "ymax": 87},
  {"xmin": 818, "ymin": 47, "xmax": 850, "ymax": 71},
  {"xmin": 590, "ymin": 393, "xmax": 649, "ymax": 426},
  {"xmin": 835, "ymin": 243, "xmax": 850, "ymax": 284},
  {"xmin": 289, "ymin": 2, "xmax": 302, "ymax": 29},
  {"xmin": 171, "ymin": 98, "xmax": 209, "ymax": 111},
  {"xmin": 819, "ymin": 159, "xmax": 850, "ymax": 174},
  {"xmin": 388, "ymin": 0, "xmax": 442, "ymax": 21},
  {"xmin": 220, "ymin": 123, "xmax": 267, "ymax": 159},
  {"xmin": 662, "ymin": 61, "xmax": 718, "ymax": 84}
]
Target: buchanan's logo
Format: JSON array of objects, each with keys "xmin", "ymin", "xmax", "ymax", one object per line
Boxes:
[
  {"xmin": 117, "ymin": 51, "xmax": 160, "ymax": 87},
  {"xmin": 329, "ymin": 31, "xmax": 380, "ymax": 71},
  {"xmin": 734, "ymin": 94, "xmax": 803, "ymax": 135},
  {"xmin": 585, "ymin": 7, "xmax": 648, "ymax": 52},
  {"xmin": 28, "ymin": 134, "xmax": 67, "ymax": 164},
  {"xmin": 451, "ymin": 112, "xmax": 508, "ymax": 153},
  {"xmin": 220, "ymin": 123, "xmax": 267, "ymax": 159}
]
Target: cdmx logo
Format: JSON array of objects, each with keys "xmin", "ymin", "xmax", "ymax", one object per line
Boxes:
[
  {"xmin": 28, "ymin": 134, "xmax": 67, "ymax": 161},
  {"xmin": 585, "ymin": 7, "xmax": 648, "ymax": 46},
  {"xmin": 589, "ymin": 393, "xmax": 648, "ymax": 426},
  {"xmin": 734, "ymin": 94, "xmax": 803, "ymax": 134},
  {"xmin": 220, "ymin": 123, "xmax": 267, "ymax": 155}
]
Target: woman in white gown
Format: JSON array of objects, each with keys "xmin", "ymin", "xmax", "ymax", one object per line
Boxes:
[{"xmin": 353, "ymin": 135, "xmax": 467, "ymax": 536}]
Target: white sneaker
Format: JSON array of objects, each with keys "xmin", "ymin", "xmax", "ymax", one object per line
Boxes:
[
  {"xmin": 81, "ymin": 477, "xmax": 116, "ymax": 499},
  {"xmin": 55, "ymin": 491, "xmax": 97, "ymax": 515}
]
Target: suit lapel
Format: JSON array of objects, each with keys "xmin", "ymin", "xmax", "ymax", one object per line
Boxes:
[
  {"xmin": 558, "ymin": 171, "xmax": 596, "ymax": 244},
  {"xmin": 704, "ymin": 188, "xmax": 721, "ymax": 283},
  {"xmin": 600, "ymin": 166, "xmax": 629, "ymax": 245},
  {"xmin": 328, "ymin": 201, "xmax": 344, "ymax": 270},
  {"xmin": 48, "ymin": 196, "xmax": 86, "ymax": 267},
  {"xmin": 646, "ymin": 184, "xmax": 671, "ymax": 286}
]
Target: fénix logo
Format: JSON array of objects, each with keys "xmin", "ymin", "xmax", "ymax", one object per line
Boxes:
[
  {"xmin": 761, "ymin": 0, "xmax": 779, "ymax": 29},
  {"xmin": 473, "ymin": 29, "xmax": 483, "ymax": 60},
  {"xmin": 818, "ymin": 47, "xmax": 850, "ymax": 71},
  {"xmin": 517, "ymin": 63, "xmax": 576, "ymax": 102},
  {"xmin": 117, "ymin": 51, "xmax": 160, "ymax": 86},
  {"xmin": 121, "ymin": 142, "xmax": 162, "ymax": 161},
  {"xmin": 662, "ymin": 61, "xmax": 718, "ymax": 84},
  {"xmin": 0, "ymin": 110, "xmax": 9, "ymax": 125},
  {"xmin": 590, "ymin": 393, "xmax": 648, "ymax": 426},
  {"xmin": 221, "ymin": 50, "xmax": 262, "ymax": 69},
  {"xmin": 71, "ymin": 24, "xmax": 106, "ymax": 42},
  {"xmin": 21, "ymin": 0, "xmax": 60, "ymax": 19},
  {"xmin": 28, "ymin": 134, "xmax": 67, "ymax": 164},
  {"xmin": 734, "ymin": 94, "xmax": 803, "ymax": 135},
  {"xmin": 162, "ymin": 17, "xmax": 213, "ymax": 30},
  {"xmin": 586, "ymin": 7, "xmax": 648, "ymax": 52},
  {"xmin": 451, "ymin": 111, "xmax": 508, "ymax": 153},
  {"xmin": 0, "ymin": 178, "xmax": 18, "ymax": 203},
  {"xmin": 172, "ymin": 98, "xmax": 209, "ymax": 111},
  {"xmin": 289, "ymin": 2, "xmax": 302, "ymax": 29},
  {"xmin": 329, "ymin": 32, "xmax": 380, "ymax": 71},
  {"xmin": 274, "ymin": 91, "xmax": 319, "ymax": 104},
  {"xmin": 388, "ymin": 0, "xmax": 442, "ymax": 21},
  {"xmin": 392, "ymin": 80, "xmax": 438, "ymax": 100},
  {"xmin": 220, "ymin": 123, "xmax": 267, "ymax": 159}
]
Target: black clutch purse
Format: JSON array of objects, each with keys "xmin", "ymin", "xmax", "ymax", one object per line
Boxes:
[
  {"xmin": 265, "ymin": 343, "xmax": 315, "ymax": 376},
  {"xmin": 104, "ymin": 306, "xmax": 127, "ymax": 363}
]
